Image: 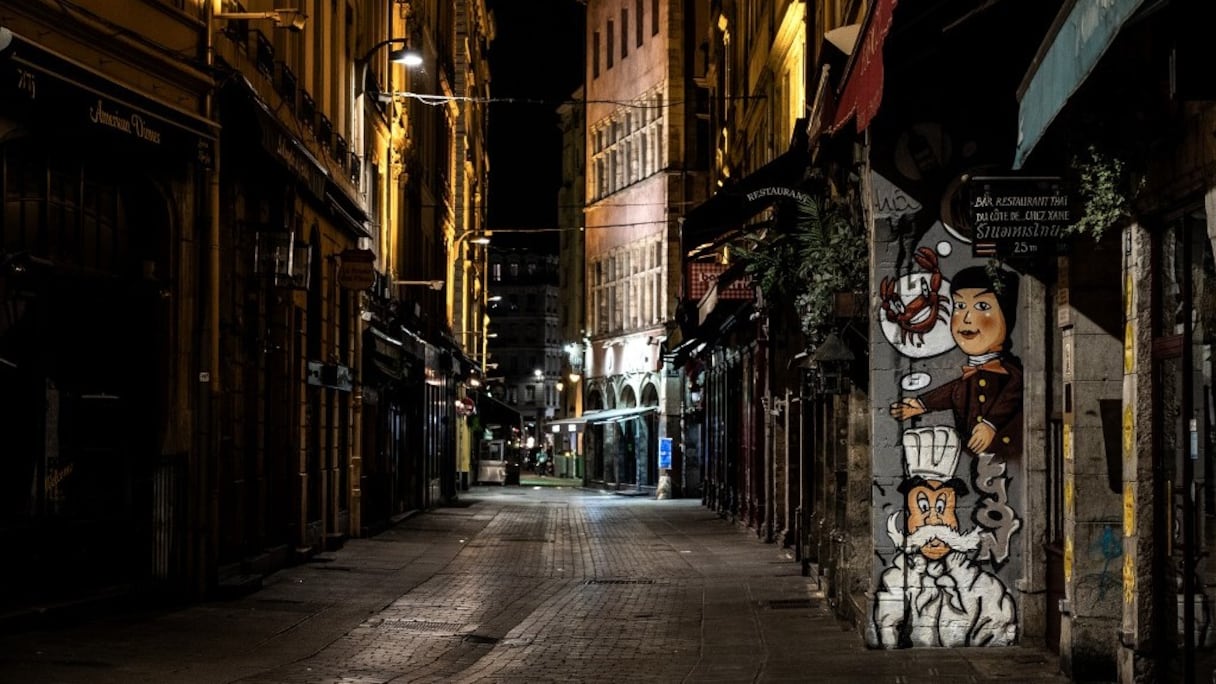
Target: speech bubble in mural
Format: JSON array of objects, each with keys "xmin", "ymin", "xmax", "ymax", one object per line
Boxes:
[{"xmin": 901, "ymin": 372, "xmax": 932, "ymax": 392}]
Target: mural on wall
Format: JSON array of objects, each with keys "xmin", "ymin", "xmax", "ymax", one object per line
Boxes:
[
  {"xmin": 890, "ymin": 264, "xmax": 1022, "ymax": 564},
  {"xmin": 871, "ymin": 425, "xmax": 1018, "ymax": 647},
  {"xmin": 870, "ymin": 211, "xmax": 1025, "ymax": 648}
]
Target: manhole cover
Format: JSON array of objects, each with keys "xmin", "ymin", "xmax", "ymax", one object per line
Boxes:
[
  {"xmin": 378, "ymin": 619, "xmax": 465, "ymax": 633},
  {"xmin": 585, "ymin": 578, "xmax": 655, "ymax": 585}
]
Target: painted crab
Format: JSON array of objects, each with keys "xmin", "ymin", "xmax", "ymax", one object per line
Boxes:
[{"xmin": 879, "ymin": 246, "xmax": 951, "ymax": 347}]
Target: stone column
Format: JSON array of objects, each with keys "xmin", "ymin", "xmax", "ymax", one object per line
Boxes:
[{"xmin": 1060, "ymin": 230, "xmax": 1126, "ymax": 679}]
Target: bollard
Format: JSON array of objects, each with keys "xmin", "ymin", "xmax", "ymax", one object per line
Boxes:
[{"xmin": 656, "ymin": 470, "xmax": 672, "ymax": 499}]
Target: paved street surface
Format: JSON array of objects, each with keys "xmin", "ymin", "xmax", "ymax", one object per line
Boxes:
[{"xmin": 0, "ymin": 482, "xmax": 1075, "ymax": 683}]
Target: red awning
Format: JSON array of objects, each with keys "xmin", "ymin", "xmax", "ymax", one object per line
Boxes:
[{"xmin": 827, "ymin": 0, "xmax": 898, "ymax": 135}]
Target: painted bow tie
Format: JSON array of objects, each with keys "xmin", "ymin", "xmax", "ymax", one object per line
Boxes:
[{"xmin": 960, "ymin": 359, "xmax": 1008, "ymax": 378}]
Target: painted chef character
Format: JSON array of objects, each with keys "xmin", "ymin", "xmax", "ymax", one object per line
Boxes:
[
  {"xmin": 889, "ymin": 266, "xmax": 1022, "ymax": 461},
  {"xmin": 872, "ymin": 426, "xmax": 1018, "ymax": 648}
]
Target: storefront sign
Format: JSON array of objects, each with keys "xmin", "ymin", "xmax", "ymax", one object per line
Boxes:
[
  {"xmin": 1, "ymin": 33, "xmax": 215, "ymax": 162},
  {"xmin": 966, "ymin": 176, "xmax": 1073, "ymax": 258},
  {"xmin": 744, "ymin": 186, "xmax": 812, "ymax": 203},
  {"xmin": 687, "ymin": 262, "xmax": 753, "ymax": 301},
  {"xmin": 338, "ymin": 248, "xmax": 376, "ymax": 290},
  {"xmin": 260, "ymin": 119, "xmax": 328, "ymax": 201}
]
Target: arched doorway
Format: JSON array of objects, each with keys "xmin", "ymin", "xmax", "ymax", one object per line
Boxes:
[
  {"xmin": 586, "ymin": 388, "xmax": 605, "ymax": 482},
  {"xmin": 640, "ymin": 382, "xmax": 661, "ymax": 486},
  {"xmin": 619, "ymin": 385, "xmax": 638, "ymax": 485}
]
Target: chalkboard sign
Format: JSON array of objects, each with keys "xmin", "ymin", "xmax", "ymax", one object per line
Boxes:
[{"xmin": 964, "ymin": 176, "xmax": 1074, "ymax": 259}]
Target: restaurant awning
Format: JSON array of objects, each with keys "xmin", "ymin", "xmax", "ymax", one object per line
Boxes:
[
  {"xmin": 228, "ymin": 75, "xmax": 370, "ymax": 239},
  {"xmin": 1012, "ymin": 0, "xmax": 1145, "ymax": 169},
  {"xmin": 545, "ymin": 406, "xmax": 659, "ymax": 433},
  {"xmin": 478, "ymin": 395, "xmax": 523, "ymax": 431},
  {"xmin": 665, "ymin": 299, "xmax": 754, "ymax": 368},
  {"xmin": 680, "ymin": 139, "xmax": 811, "ymax": 258},
  {"xmin": 826, "ymin": 0, "xmax": 898, "ymax": 136}
]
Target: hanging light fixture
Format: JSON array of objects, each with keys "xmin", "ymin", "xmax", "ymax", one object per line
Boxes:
[{"xmin": 389, "ymin": 44, "xmax": 423, "ymax": 68}]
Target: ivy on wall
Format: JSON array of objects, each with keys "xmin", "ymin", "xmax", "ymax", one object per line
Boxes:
[
  {"xmin": 732, "ymin": 196, "xmax": 867, "ymax": 350},
  {"xmin": 1069, "ymin": 144, "xmax": 1142, "ymax": 242}
]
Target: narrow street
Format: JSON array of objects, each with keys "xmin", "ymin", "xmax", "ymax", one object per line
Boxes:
[{"xmin": 0, "ymin": 485, "xmax": 1069, "ymax": 683}]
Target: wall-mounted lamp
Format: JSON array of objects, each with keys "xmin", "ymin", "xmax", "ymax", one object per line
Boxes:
[
  {"xmin": 389, "ymin": 45, "xmax": 423, "ymax": 68},
  {"xmin": 393, "ymin": 279, "xmax": 444, "ymax": 290},
  {"xmin": 453, "ymin": 232, "xmax": 492, "ymax": 249},
  {"xmin": 355, "ymin": 37, "xmax": 424, "ymax": 102},
  {"xmin": 803, "ymin": 332, "xmax": 855, "ymax": 396},
  {"xmin": 214, "ymin": 9, "xmax": 308, "ymax": 32}
]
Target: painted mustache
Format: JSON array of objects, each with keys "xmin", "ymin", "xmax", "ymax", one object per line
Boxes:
[{"xmin": 887, "ymin": 514, "xmax": 981, "ymax": 553}]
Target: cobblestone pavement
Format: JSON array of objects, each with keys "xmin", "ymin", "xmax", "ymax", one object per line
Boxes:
[{"xmin": 0, "ymin": 484, "xmax": 1076, "ymax": 683}]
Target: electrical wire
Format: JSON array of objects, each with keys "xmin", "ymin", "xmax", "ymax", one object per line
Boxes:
[
  {"xmin": 389, "ymin": 91, "xmax": 765, "ymax": 109},
  {"xmin": 487, "ymin": 219, "xmax": 673, "ymax": 232}
]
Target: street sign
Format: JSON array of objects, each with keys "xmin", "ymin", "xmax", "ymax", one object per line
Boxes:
[
  {"xmin": 964, "ymin": 176, "xmax": 1073, "ymax": 259},
  {"xmin": 659, "ymin": 437, "xmax": 672, "ymax": 470}
]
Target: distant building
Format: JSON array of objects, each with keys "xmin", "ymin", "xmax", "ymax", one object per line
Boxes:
[
  {"xmin": 484, "ymin": 248, "xmax": 561, "ymax": 456},
  {"xmin": 554, "ymin": 86, "xmax": 587, "ymax": 475},
  {"xmin": 577, "ymin": 0, "xmax": 709, "ymax": 492}
]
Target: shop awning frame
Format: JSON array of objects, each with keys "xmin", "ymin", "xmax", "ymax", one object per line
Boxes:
[
  {"xmin": 1012, "ymin": 0, "xmax": 1145, "ymax": 169},
  {"xmin": 664, "ymin": 300, "xmax": 754, "ymax": 368},
  {"xmin": 478, "ymin": 395, "xmax": 524, "ymax": 431},
  {"xmin": 545, "ymin": 406, "xmax": 659, "ymax": 433}
]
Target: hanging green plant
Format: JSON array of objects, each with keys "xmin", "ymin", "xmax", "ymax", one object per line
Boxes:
[
  {"xmin": 1069, "ymin": 144, "xmax": 1142, "ymax": 242},
  {"xmin": 732, "ymin": 195, "xmax": 867, "ymax": 349}
]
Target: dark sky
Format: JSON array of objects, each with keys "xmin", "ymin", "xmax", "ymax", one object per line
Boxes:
[{"xmin": 485, "ymin": 0, "xmax": 584, "ymax": 251}]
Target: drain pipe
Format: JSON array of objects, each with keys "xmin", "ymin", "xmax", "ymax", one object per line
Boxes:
[
  {"xmin": 200, "ymin": 0, "xmax": 223, "ymax": 597},
  {"xmin": 204, "ymin": 2, "xmax": 222, "ymax": 395}
]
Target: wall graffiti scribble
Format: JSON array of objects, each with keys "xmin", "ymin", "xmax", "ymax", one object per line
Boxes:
[{"xmin": 973, "ymin": 452, "xmax": 1020, "ymax": 565}]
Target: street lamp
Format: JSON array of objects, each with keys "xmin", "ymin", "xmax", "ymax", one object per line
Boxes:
[
  {"xmin": 533, "ymin": 368, "xmax": 547, "ymax": 452},
  {"xmin": 393, "ymin": 279, "xmax": 444, "ymax": 290},
  {"xmin": 214, "ymin": 8, "xmax": 308, "ymax": 32},
  {"xmin": 448, "ymin": 231, "xmax": 492, "ymax": 370},
  {"xmin": 454, "ymin": 232, "xmax": 492, "ymax": 248},
  {"xmin": 356, "ymin": 37, "xmax": 424, "ymax": 95}
]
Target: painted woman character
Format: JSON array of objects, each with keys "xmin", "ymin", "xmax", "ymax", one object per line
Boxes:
[{"xmin": 889, "ymin": 266, "xmax": 1022, "ymax": 462}]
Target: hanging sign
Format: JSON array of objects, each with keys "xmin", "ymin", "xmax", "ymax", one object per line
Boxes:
[
  {"xmin": 338, "ymin": 248, "xmax": 376, "ymax": 290},
  {"xmin": 965, "ymin": 176, "xmax": 1074, "ymax": 259}
]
